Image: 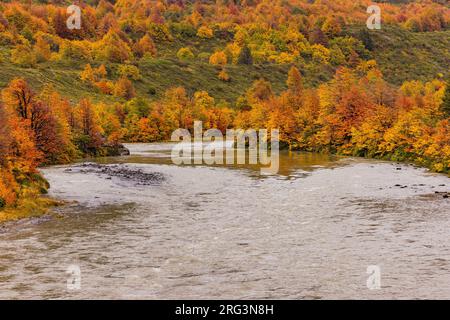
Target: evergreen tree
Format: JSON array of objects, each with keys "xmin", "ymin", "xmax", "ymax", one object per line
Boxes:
[
  {"xmin": 442, "ymin": 78, "xmax": 450, "ymax": 118},
  {"xmin": 358, "ymin": 28, "xmax": 374, "ymax": 51},
  {"xmin": 238, "ymin": 44, "xmax": 253, "ymax": 65}
]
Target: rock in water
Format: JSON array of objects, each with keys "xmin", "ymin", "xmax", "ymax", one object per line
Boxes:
[{"xmin": 103, "ymin": 144, "xmax": 130, "ymax": 156}]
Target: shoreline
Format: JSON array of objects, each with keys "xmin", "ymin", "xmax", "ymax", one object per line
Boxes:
[
  {"xmin": 0, "ymin": 196, "xmax": 63, "ymax": 226},
  {"xmin": 0, "ymin": 144, "xmax": 131, "ymax": 225}
]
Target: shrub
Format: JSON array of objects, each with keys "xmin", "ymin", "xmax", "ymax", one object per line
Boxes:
[
  {"xmin": 197, "ymin": 52, "xmax": 210, "ymax": 62},
  {"xmin": 133, "ymin": 34, "xmax": 157, "ymax": 58},
  {"xmin": 93, "ymin": 30, "xmax": 132, "ymax": 63},
  {"xmin": 237, "ymin": 44, "xmax": 253, "ymax": 65},
  {"xmin": 170, "ymin": 22, "xmax": 197, "ymax": 38},
  {"xmin": 148, "ymin": 23, "xmax": 173, "ymax": 42},
  {"xmin": 218, "ymin": 69, "xmax": 230, "ymax": 82},
  {"xmin": 0, "ymin": 31, "xmax": 15, "ymax": 45},
  {"xmin": 209, "ymin": 51, "xmax": 227, "ymax": 66},
  {"xmin": 114, "ymin": 77, "xmax": 136, "ymax": 100},
  {"xmin": 95, "ymin": 81, "xmax": 114, "ymax": 95},
  {"xmin": 177, "ymin": 47, "xmax": 194, "ymax": 60},
  {"xmin": 11, "ymin": 44, "xmax": 36, "ymax": 67},
  {"xmin": 59, "ymin": 40, "xmax": 92, "ymax": 61},
  {"xmin": 197, "ymin": 26, "xmax": 214, "ymax": 39},
  {"xmin": 117, "ymin": 64, "xmax": 141, "ymax": 81}
]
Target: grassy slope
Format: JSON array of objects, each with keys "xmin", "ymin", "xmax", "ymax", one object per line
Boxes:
[
  {"xmin": 0, "ymin": 26, "xmax": 449, "ymax": 105},
  {"xmin": 349, "ymin": 26, "xmax": 450, "ymax": 85}
]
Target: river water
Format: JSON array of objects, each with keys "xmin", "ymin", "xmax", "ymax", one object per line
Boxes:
[{"xmin": 0, "ymin": 143, "xmax": 449, "ymax": 299}]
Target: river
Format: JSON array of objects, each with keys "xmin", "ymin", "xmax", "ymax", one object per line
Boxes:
[{"xmin": 0, "ymin": 143, "xmax": 449, "ymax": 299}]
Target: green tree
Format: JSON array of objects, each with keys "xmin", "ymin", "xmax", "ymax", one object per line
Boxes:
[
  {"xmin": 237, "ymin": 44, "xmax": 253, "ymax": 65},
  {"xmin": 358, "ymin": 29, "xmax": 374, "ymax": 51}
]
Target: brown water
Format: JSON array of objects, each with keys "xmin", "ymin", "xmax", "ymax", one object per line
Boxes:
[{"xmin": 0, "ymin": 143, "xmax": 449, "ymax": 299}]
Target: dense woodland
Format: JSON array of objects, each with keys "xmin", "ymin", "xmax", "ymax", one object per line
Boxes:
[{"xmin": 0, "ymin": 0, "xmax": 449, "ymax": 213}]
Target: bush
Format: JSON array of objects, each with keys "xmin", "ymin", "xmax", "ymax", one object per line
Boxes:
[
  {"xmin": 0, "ymin": 31, "xmax": 15, "ymax": 45},
  {"xmin": 209, "ymin": 51, "xmax": 227, "ymax": 66},
  {"xmin": 177, "ymin": 47, "xmax": 194, "ymax": 60},
  {"xmin": 11, "ymin": 44, "xmax": 36, "ymax": 67},
  {"xmin": 197, "ymin": 26, "xmax": 214, "ymax": 39},
  {"xmin": 148, "ymin": 86, "xmax": 157, "ymax": 95},
  {"xmin": 170, "ymin": 22, "xmax": 196, "ymax": 38},
  {"xmin": 59, "ymin": 40, "xmax": 92, "ymax": 61},
  {"xmin": 148, "ymin": 23, "xmax": 173, "ymax": 42},
  {"xmin": 114, "ymin": 77, "xmax": 136, "ymax": 100},
  {"xmin": 197, "ymin": 52, "xmax": 210, "ymax": 62},
  {"xmin": 237, "ymin": 44, "xmax": 253, "ymax": 65},
  {"xmin": 218, "ymin": 69, "xmax": 230, "ymax": 82},
  {"xmin": 93, "ymin": 31, "xmax": 132, "ymax": 63},
  {"xmin": 117, "ymin": 64, "xmax": 141, "ymax": 81},
  {"xmin": 95, "ymin": 81, "xmax": 114, "ymax": 95}
]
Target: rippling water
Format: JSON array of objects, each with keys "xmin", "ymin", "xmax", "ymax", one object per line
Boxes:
[{"xmin": 0, "ymin": 143, "xmax": 449, "ymax": 299}]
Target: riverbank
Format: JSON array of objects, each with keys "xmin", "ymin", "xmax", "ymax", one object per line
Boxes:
[
  {"xmin": 0, "ymin": 163, "xmax": 164, "ymax": 225},
  {"xmin": 0, "ymin": 144, "xmax": 131, "ymax": 224},
  {"xmin": 0, "ymin": 184, "xmax": 63, "ymax": 224},
  {"xmin": 0, "ymin": 197, "xmax": 62, "ymax": 224}
]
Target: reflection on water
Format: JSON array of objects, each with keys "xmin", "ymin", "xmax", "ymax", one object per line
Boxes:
[
  {"xmin": 96, "ymin": 143, "xmax": 343, "ymax": 177},
  {"xmin": 0, "ymin": 143, "xmax": 449, "ymax": 299}
]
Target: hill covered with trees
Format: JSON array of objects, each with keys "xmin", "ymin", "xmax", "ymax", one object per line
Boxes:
[{"xmin": 0, "ymin": 0, "xmax": 449, "ymax": 217}]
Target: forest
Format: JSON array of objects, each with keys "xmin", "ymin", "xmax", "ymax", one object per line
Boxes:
[{"xmin": 0, "ymin": 0, "xmax": 449, "ymax": 216}]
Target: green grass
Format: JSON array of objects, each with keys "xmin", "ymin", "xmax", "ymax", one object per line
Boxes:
[
  {"xmin": 0, "ymin": 173, "xmax": 62, "ymax": 224},
  {"xmin": 346, "ymin": 25, "xmax": 450, "ymax": 85},
  {"xmin": 0, "ymin": 47, "xmax": 326, "ymax": 105}
]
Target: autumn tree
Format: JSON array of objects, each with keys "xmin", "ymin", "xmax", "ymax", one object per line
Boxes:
[
  {"xmin": 125, "ymin": 97, "xmax": 151, "ymax": 118},
  {"xmin": 93, "ymin": 29, "xmax": 133, "ymax": 63},
  {"xmin": 309, "ymin": 27, "xmax": 328, "ymax": 46},
  {"xmin": 80, "ymin": 64, "xmax": 96, "ymax": 83},
  {"xmin": 209, "ymin": 51, "xmax": 227, "ymax": 66},
  {"xmin": 218, "ymin": 69, "xmax": 230, "ymax": 82},
  {"xmin": 117, "ymin": 64, "xmax": 141, "ymax": 81},
  {"xmin": 286, "ymin": 66, "xmax": 303, "ymax": 100},
  {"xmin": 29, "ymin": 101, "xmax": 66, "ymax": 164},
  {"xmin": 267, "ymin": 94, "xmax": 296, "ymax": 147},
  {"xmin": 0, "ymin": 106, "xmax": 17, "ymax": 207},
  {"xmin": 11, "ymin": 43, "xmax": 36, "ymax": 67},
  {"xmin": 197, "ymin": 25, "xmax": 213, "ymax": 38},
  {"xmin": 159, "ymin": 87, "xmax": 192, "ymax": 137},
  {"xmin": 321, "ymin": 17, "xmax": 342, "ymax": 38},
  {"xmin": 177, "ymin": 47, "xmax": 194, "ymax": 60},
  {"xmin": 441, "ymin": 78, "xmax": 450, "ymax": 118},
  {"xmin": 0, "ymin": 100, "xmax": 42, "ymax": 208},
  {"xmin": 34, "ymin": 33, "xmax": 52, "ymax": 62},
  {"xmin": 1, "ymin": 78, "xmax": 34, "ymax": 120},
  {"xmin": 133, "ymin": 34, "xmax": 157, "ymax": 59},
  {"xmin": 114, "ymin": 77, "xmax": 136, "ymax": 100},
  {"xmin": 73, "ymin": 99, "xmax": 104, "ymax": 155}
]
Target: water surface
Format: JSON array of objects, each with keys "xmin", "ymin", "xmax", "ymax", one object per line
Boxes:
[{"xmin": 0, "ymin": 143, "xmax": 449, "ymax": 299}]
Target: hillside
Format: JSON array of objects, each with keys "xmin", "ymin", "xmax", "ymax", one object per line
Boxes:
[
  {"xmin": 1, "ymin": 25, "xmax": 449, "ymax": 104},
  {"xmin": 359, "ymin": 26, "xmax": 450, "ymax": 85}
]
